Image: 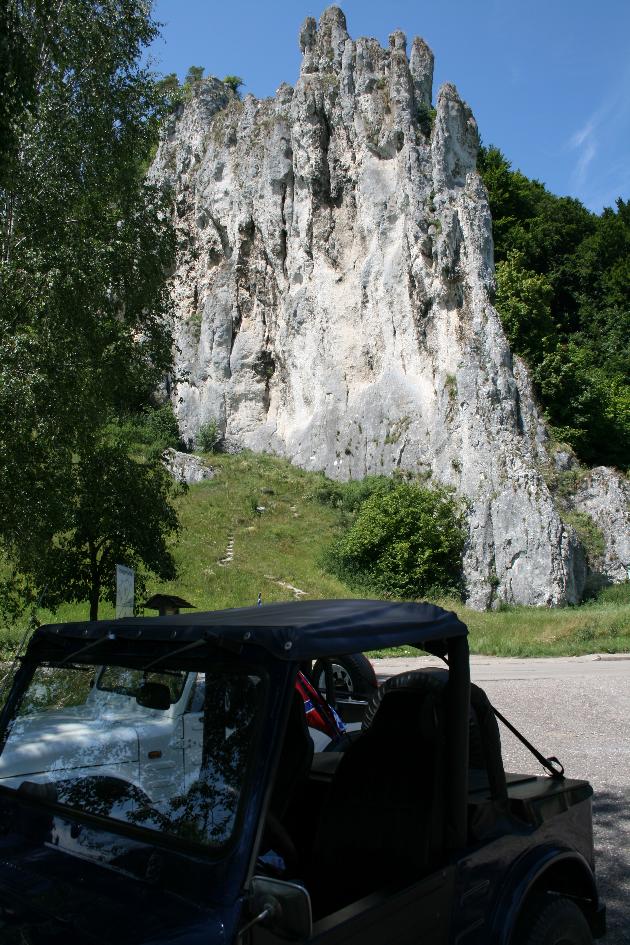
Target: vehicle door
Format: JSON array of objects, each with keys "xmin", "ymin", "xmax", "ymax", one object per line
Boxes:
[
  {"xmin": 136, "ymin": 671, "xmax": 191, "ymax": 802},
  {"xmin": 249, "ymin": 868, "xmax": 455, "ymax": 945},
  {"xmin": 313, "ymin": 868, "xmax": 454, "ymax": 945}
]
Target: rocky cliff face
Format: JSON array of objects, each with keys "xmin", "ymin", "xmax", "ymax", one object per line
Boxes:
[
  {"xmin": 151, "ymin": 6, "xmax": 628, "ymax": 608},
  {"xmin": 573, "ymin": 467, "xmax": 630, "ymax": 587}
]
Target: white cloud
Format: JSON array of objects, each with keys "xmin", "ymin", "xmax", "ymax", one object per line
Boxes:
[
  {"xmin": 569, "ymin": 119, "xmax": 595, "ymax": 150},
  {"xmin": 567, "ymin": 63, "xmax": 630, "ymax": 205},
  {"xmin": 572, "ymin": 138, "xmax": 597, "ymax": 189}
]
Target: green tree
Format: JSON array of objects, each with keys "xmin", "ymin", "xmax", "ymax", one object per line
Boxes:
[
  {"xmin": 495, "ymin": 250, "xmax": 554, "ymax": 359},
  {"xmin": 478, "ymin": 145, "xmax": 629, "ymax": 470},
  {"xmin": 0, "ymin": 0, "xmax": 36, "ymax": 186},
  {"xmin": 0, "ymin": 0, "xmax": 179, "ymax": 613},
  {"xmin": 21, "ymin": 431, "xmax": 182, "ymax": 621},
  {"xmin": 141, "ymin": 404, "xmax": 183, "ymax": 456},
  {"xmin": 156, "ymin": 72, "xmax": 180, "ymax": 95},
  {"xmin": 185, "ymin": 65, "xmax": 204, "ymax": 85},
  {"xmin": 223, "ymin": 74, "xmax": 244, "ymax": 96},
  {"xmin": 154, "ymin": 72, "xmax": 183, "ymax": 115},
  {"xmin": 533, "ymin": 345, "xmax": 625, "ymax": 467},
  {"xmin": 324, "ymin": 483, "xmax": 465, "ymax": 599}
]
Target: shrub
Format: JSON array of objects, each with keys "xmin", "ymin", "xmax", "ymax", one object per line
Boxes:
[
  {"xmin": 223, "ymin": 75, "xmax": 244, "ymax": 97},
  {"xmin": 323, "ymin": 482, "xmax": 466, "ymax": 599},
  {"xmin": 118, "ymin": 404, "xmax": 181, "ymax": 457},
  {"xmin": 197, "ymin": 419, "xmax": 222, "ymax": 453},
  {"xmin": 142, "ymin": 404, "xmax": 181, "ymax": 453},
  {"xmin": 184, "ymin": 65, "xmax": 204, "ymax": 85},
  {"xmin": 310, "ymin": 475, "xmax": 396, "ymax": 513},
  {"xmin": 594, "ymin": 581, "xmax": 630, "ymax": 606},
  {"xmin": 417, "ymin": 103, "xmax": 436, "ymax": 137},
  {"xmin": 564, "ymin": 510, "xmax": 606, "ymax": 562}
]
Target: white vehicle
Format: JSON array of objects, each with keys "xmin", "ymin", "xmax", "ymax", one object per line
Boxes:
[
  {"xmin": 0, "ymin": 668, "xmax": 200, "ymax": 800},
  {"xmin": 0, "ymin": 665, "xmax": 340, "ymax": 804}
]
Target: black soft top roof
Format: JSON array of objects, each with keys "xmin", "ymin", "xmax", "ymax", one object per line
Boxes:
[{"xmin": 36, "ymin": 599, "xmax": 467, "ymax": 661}]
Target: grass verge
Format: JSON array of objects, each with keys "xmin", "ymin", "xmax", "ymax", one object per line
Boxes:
[
  {"xmin": 368, "ymin": 593, "xmax": 630, "ymax": 659},
  {"xmin": 2, "ymin": 451, "xmax": 629, "ymax": 660}
]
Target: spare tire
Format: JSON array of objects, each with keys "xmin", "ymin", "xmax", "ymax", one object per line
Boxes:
[
  {"xmin": 362, "ymin": 669, "xmax": 447, "ymax": 731},
  {"xmin": 312, "ymin": 653, "xmax": 377, "ymax": 699},
  {"xmin": 362, "ymin": 668, "xmax": 486, "ymax": 768}
]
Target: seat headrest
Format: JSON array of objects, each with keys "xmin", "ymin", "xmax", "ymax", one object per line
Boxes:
[{"xmin": 368, "ymin": 689, "xmax": 440, "ymax": 742}]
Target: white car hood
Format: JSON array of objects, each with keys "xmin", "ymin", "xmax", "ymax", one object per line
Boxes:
[{"xmin": 0, "ymin": 707, "xmax": 139, "ymax": 780}]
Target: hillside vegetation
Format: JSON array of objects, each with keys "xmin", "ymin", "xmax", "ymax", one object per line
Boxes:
[
  {"xmin": 4, "ymin": 452, "xmax": 627, "ymax": 660},
  {"xmin": 479, "ymin": 147, "xmax": 630, "ymax": 471}
]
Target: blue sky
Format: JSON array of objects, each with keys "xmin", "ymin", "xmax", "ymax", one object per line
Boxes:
[{"xmin": 150, "ymin": 0, "xmax": 630, "ymax": 213}]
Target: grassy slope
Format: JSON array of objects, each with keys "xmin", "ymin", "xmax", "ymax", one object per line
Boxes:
[{"xmin": 11, "ymin": 451, "xmax": 630, "ymax": 658}]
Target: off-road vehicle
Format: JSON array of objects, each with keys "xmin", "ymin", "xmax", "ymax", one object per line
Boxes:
[{"xmin": 0, "ymin": 599, "xmax": 605, "ymax": 944}]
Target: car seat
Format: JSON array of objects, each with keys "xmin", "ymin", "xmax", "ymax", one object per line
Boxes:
[
  {"xmin": 363, "ymin": 669, "xmax": 507, "ymax": 804},
  {"xmin": 309, "ymin": 684, "xmax": 446, "ymax": 915}
]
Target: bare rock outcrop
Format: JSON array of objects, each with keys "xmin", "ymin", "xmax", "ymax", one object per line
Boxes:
[
  {"xmin": 151, "ymin": 6, "xmax": 627, "ymax": 608},
  {"xmin": 573, "ymin": 467, "xmax": 630, "ymax": 585},
  {"xmin": 162, "ymin": 449, "xmax": 215, "ymax": 485}
]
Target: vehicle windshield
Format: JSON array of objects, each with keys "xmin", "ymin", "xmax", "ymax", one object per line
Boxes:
[
  {"xmin": 93, "ymin": 666, "xmax": 187, "ymax": 715},
  {"xmin": 0, "ymin": 660, "xmax": 265, "ymax": 850}
]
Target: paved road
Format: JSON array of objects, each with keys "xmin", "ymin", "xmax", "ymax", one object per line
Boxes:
[{"xmin": 372, "ymin": 655, "xmax": 630, "ymax": 944}]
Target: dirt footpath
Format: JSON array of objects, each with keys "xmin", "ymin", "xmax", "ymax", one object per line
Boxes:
[{"xmin": 373, "ymin": 654, "xmax": 630, "ymax": 944}]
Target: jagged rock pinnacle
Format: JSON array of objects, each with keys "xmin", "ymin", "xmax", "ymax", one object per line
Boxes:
[{"xmin": 150, "ymin": 7, "xmax": 626, "ymax": 609}]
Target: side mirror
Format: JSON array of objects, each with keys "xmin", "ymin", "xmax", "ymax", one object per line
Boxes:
[
  {"xmin": 247, "ymin": 876, "xmax": 312, "ymax": 941},
  {"xmin": 136, "ymin": 682, "xmax": 171, "ymax": 710}
]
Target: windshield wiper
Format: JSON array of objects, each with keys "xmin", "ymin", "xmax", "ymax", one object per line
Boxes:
[
  {"xmin": 141, "ymin": 630, "xmax": 242, "ymax": 672},
  {"xmin": 141, "ymin": 638, "xmax": 207, "ymax": 671},
  {"xmin": 58, "ymin": 631, "xmax": 117, "ymax": 666}
]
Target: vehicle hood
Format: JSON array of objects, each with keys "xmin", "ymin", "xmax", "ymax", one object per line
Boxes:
[
  {"xmin": 0, "ymin": 709, "xmax": 139, "ymax": 781},
  {"xmin": 0, "ymin": 833, "xmax": 232, "ymax": 944}
]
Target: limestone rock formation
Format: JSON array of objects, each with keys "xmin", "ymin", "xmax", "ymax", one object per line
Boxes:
[
  {"xmin": 573, "ymin": 468, "xmax": 630, "ymax": 586},
  {"xmin": 162, "ymin": 448, "xmax": 215, "ymax": 485},
  {"xmin": 151, "ymin": 6, "xmax": 627, "ymax": 608}
]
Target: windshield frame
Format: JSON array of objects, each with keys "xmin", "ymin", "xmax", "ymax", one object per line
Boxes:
[{"xmin": 0, "ymin": 646, "xmax": 271, "ymax": 860}]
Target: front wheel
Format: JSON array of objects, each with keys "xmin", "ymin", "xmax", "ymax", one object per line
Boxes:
[{"xmin": 516, "ymin": 895, "xmax": 593, "ymax": 945}]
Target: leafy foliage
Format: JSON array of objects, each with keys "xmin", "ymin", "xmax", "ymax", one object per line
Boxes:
[
  {"xmin": 21, "ymin": 429, "xmax": 182, "ymax": 620},
  {"xmin": 142, "ymin": 404, "xmax": 182, "ymax": 454},
  {"xmin": 120, "ymin": 404, "xmax": 183, "ymax": 458},
  {"xmin": 416, "ymin": 103, "xmax": 436, "ymax": 138},
  {"xmin": 0, "ymin": 0, "xmax": 36, "ymax": 187},
  {"xmin": 154, "ymin": 71, "xmax": 184, "ymax": 115},
  {"xmin": 197, "ymin": 419, "xmax": 223, "ymax": 453},
  {"xmin": 223, "ymin": 75, "xmax": 244, "ymax": 97},
  {"xmin": 310, "ymin": 475, "xmax": 397, "ymax": 514},
  {"xmin": 185, "ymin": 65, "xmax": 204, "ymax": 85},
  {"xmin": 478, "ymin": 146, "xmax": 630, "ymax": 469},
  {"xmin": 0, "ymin": 0, "xmax": 179, "ymax": 615},
  {"xmin": 562, "ymin": 510, "xmax": 606, "ymax": 564},
  {"xmin": 156, "ymin": 72, "xmax": 180, "ymax": 95},
  {"xmin": 495, "ymin": 250, "xmax": 554, "ymax": 358},
  {"xmin": 323, "ymin": 482, "xmax": 466, "ymax": 599}
]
